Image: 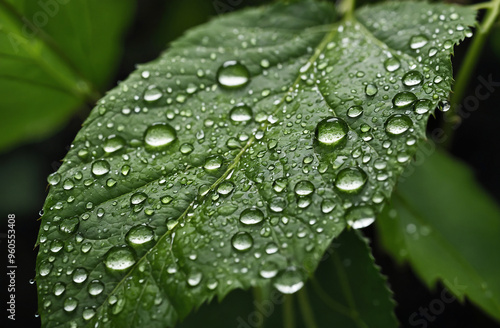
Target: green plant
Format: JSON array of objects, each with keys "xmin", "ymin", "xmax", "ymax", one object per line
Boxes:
[{"xmin": 8, "ymin": 0, "xmax": 498, "ymax": 326}]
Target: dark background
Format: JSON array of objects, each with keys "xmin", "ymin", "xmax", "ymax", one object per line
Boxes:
[{"xmin": 1, "ymin": 0, "xmax": 500, "ymax": 327}]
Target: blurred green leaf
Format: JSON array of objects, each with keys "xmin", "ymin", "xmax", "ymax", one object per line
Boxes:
[
  {"xmin": 0, "ymin": 0, "xmax": 135, "ymax": 152},
  {"xmin": 307, "ymin": 229, "xmax": 398, "ymax": 328},
  {"xmin": 377, "ymin": 150, "xmax": 500, "ymax": 322}
]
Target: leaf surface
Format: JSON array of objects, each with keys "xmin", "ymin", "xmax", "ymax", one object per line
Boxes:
[
  {"xmin": 35, "ymin": 1, "xmax": 476, "ymax": 327},
  {"xmin": 0, "ymin": 0, "xmax": 134, "ymax": 151},
  {"xmin": 377, "ymin": 150, "xmax": 500, "ymax": 322}
]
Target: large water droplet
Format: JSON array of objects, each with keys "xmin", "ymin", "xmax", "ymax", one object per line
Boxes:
[
  {"xmin": 384, "ymin": 57, "xmax": 400, "ymax": 72},
  {"xmin": 144, "ymin": 123, "xmax": 177, "ymax": 149},
  {"xmin": 269, "ymin": 197, "xmax": 286, "ymax": 213},
  {"xmin": 104, "ymin": 246, "xmax": 136, "ymax": 271},
  {"xmin": 239, "ymin": 208, "xmax": 265, "ymax": 225},
  {"xmin": 294, "ymin": 180, "xmax": 315, "ymax": 196},
  {"xmin": 273, "ymin": 267, "xmax": 305, "ymax": 294},
  {"xmin": 231, "ymin": 232, "xmax": 253, "ymax": 252},
  {"xmin": 347, "ymin": 105, "xmax": 363, "ymax": 118},
  {"xmin": 130, "ymin": 192, "xmax": 148, "ymax": 206},
  {"xmin": 259, "ymin": 261, "xmax": 279, "ymax": 279},
  {"xmin": 272, "ymin": 178, "xmax": 287, "ymax": 193},
  {"xmin": 59, "ymin": 217, "xmax": 79, "ymax": 234},
  {"xmin": 204, "ymin": 155, "xmax": 223, "ymax": 172},
  {"xmin": 365, "ymin": 83, "xmax": 378, "ymax": 96},
  {"xmin": 91, "ymin": 160, "xmax": 110, "ymax": 176},
  {"xmin": 414, "ymin": 99, "xmax": 432, "ymax": 114},
  {"xmin": 143, "ymin": 86, "xmax": 162, "ymax": 102},
  {"xmin": 393, "ymin": 92, "xmax": 417, "ymax": 108},
  {"xmin": 63, "ymin": 297, "xmax": 78, "ymax": 312},
  {"xmin": 217, "ymin": 60, "xmax": 250, "ymax": 89},
  {"xmin": 230, "ymin": 104, "xmax": 253, "ymax": 123},
  {"xmin": 87, "ymin": 280, "xmax": 104, "ymax": 296},
  {"xmin": 187, "ymin": 271, "xmax": 203, "ymax": 287},
  {"xmin": 438, "ymin": 100, "xmax": 451, "ymax": 112},
  {"xmin": 410, "ymin": 35, "xmax": 428, "ymax": 49},
  {"xmin": 103, "ymin": 135, "xmax": 125, "ymax": 153},
  {"xmin": 47, "ymin": 172, "xmax": 61, "ymax": 186},
  {"xmin": 72, "ymin": 268, "xmax": 88, "ymax": 284},
  {"xmin": 53, "ymin": 282, "xmax": 66, "ymax": 296},
  {"xmin": 126, "ymin": 225, "xmax": 155, "ymax": 246},
  {"xmin": 346, "ymin": 206, "xmax": 375, "ymax": 229},
  {"xmin": 385, "ymin": 114, "xmax": 413, "ymax": 136},
  {"xmin": 402, "ymin": 71, "xmax": 423, "ymax": 87},
  {"xmin": 217, "ymin": 181, "xmax": 235, "ymax": 195},
  {"xmin": 315, "ymin": 117, "xmax": 348, "ymax": 147},
  {"xmin": 335, "ymin": 167, "xmax": 367, "ymax": 193}
]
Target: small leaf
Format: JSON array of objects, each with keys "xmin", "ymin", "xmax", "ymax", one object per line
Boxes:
[
  {"xmin": 35, "ymin": 1, "xmax": 476, "ymax": 327},
  {"xmin": 307, "ymin": 229, "xmax": 398, "ymax": 328},
  {"xmin": 377, "ymin": 150, "xmax": 500, "ymax": 322},
  {"xmin": 0, "ymin": 0, "xmax": 135, "ymax": 151}
]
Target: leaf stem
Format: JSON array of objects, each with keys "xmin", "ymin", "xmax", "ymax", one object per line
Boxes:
[
  {"xmin": 445, "ymin": 0, "xmax": 500, "ymax": 147},
  {"xmin": 252, "ymin": 287, "xmax": 265, "ymax": 328},
  {"xmin": 297, "ymin": 288, "xmax": 318, "ymax": 328},
  {"xmin": 340, "ymin": 0, "xmax": 356, "ymax": 18},
  {"xmin": 283, "ymin": 294, "xmax": 296, "ymax": 328}
]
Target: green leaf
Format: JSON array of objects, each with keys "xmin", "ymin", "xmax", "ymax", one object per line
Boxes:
[
  {"xmin": 0, "ymin": 0, "xmax": 135, "ymax": 151},
  {"xmin": 377, "ymin": 150, "xmax": 500, "ymax": 322},
  {"xmin": 35, "ymin": 1, "xmax": 476, "ymax": 327},
  {"xmin": 307, "ymin": 229, "xmax": 398, "ymax": 328}
]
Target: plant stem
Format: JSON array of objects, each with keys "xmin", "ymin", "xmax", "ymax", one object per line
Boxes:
[
  {"xmin": 445, "ymin": 0, "xmax": 500, "ymax": 147},
  {"xmin": 297, "ymin": 288, "xmax": 318, "ymax": 328},
  {"xmin": 340, "ymin": 0, "xmax": 356, "ymax": 18},
  {"xmin": 283, "ymin": 294, "xmax": 296, "ymax": 328},
  {"xmin": 253, "ymin": 287, "xmax": 265, "ymax": 328}
]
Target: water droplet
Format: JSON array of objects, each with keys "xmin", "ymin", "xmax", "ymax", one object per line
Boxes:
[
  {"xmin": 438, "ymin": 100, "xmax": 450, "ymax": 112},
  {"xmin": 82, "ymin": 308, "xmax": 96, "ymax": 321},
  {"xmin": 385, "ymin": 114, "xmax": 413, "ymax": 136},
  {"xmin": 63, "ymin": 297, "xmax": 78, "ymax": 312},
  {"xmin": 410, "ymin": 35, "xmax": 428, "ymax": 49},
  {"xmin": 72, "ymin": 268, "xmax": 88, "ymax": 284},
  {"xmin": 402, "ymin": 71, "xmax": 423, "ymax": 87},
  {"xmin": 315, "ymin": 117, "xmax": 348, "ymax": 147},
  {"xmin": 216, "ymin": 60, "xmax": 250, "ymax": 89},
  {"xmin": 239, "ymin": 208, "xmax": 265, "ymax": 225},
  {"xmin": 204, "ymin": 156, "xmax": 223, "ymax": 172},
  {"xmin": 187, "ymin": 271, "xmax": 203, "ymax": 287},
  {"xmin": 47, "ymin": 172, "xmax": 61, "ymax": 186},
  {"xmin": 143, "ymin": 86, "xmax": 162, "ymax": 102},
  {"xmin": 269, "ymin": 197, "xmax": 286, "ymax": 213},
  {"xmin": 63, "ymin": 179, "xmax": 74, "ymax": 190},
  {"xmin": 103, "ymin": 135, "xmax": 125, "ymax": 153},
  {"xmin": 217, "ymin": 181, "xmax": 235, "ymax": 195},
  {"xmin": 231, "ymin": 232, "xmax": 253, "ymax": 252},
  {"xmin": 53, "ymin": 282, "xmax": 66, "ymax": 296},
  {"xmin": 130, "ymin": 192, "xmax": 148, "ymax": 206},
  {"xmin": 335, "ymin": 167, "xmax": 367, "ymax": 193},
  {"xmin": 294, "ymin": 180, "xmax": 315, "ymax": 196},
  {"xmin": 126, "ymin": 225, "xmax": 155, "ymax": 246},
  {"xmin": 104, "ymin": 246, "xmax": 136, "ymax": 271},
  {"xmin": 273, "ymin": 267, "xmax": 305, "ymax": 294},
  {"xmin": 347, "ymin": 105, "xmax": 363, "ymax": 118},
  {"xmin": 87, "ymin": 280, "xmax": 104, "ymax": 296},
  {"xmin": 59, "ymin": 217, "xmax": 79, "ymax": 234},
  {"xmin": 346, "ymin": 206, "xmax": 375, "ymax": 229},
  {"xmin": 259, "ymin": 262, "xmax": 279, "ymax": 279},
  {"xmin": 272, "ymin": 178, "xmax": 287, "ymax": 193},
  {"xmin": 180, "ymin": 143, "xmax": 194, "ymax": 154},
  {"xmin": 384, "ymin": 57, "xmax": 400, "ymax": 72},
  {"xmin": 393, "ymin": 92, "xmax": 417, "ymax": 108},
  {"xmin": 365, "ymin": 83, "xmax": 378, "ymax": 96},
  {"xmin": 39, "ymin": 261, "xmax": 53, "ymax": 277},
  {"xmin": 414, "ymin": 99, "xmax": 432, "ymax": 114},
  {"xmin": 91, "ymin": 160, "xmax": 110, "ymax": 176},
  {"xmin": 230, "ymin": 104, "xmax": 253, "ymax": 123},
  {"xmin": 144, "ymin": 123, "xmax": 177, "ymax": 149}
]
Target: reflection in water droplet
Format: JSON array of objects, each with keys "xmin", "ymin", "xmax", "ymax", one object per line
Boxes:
[
  {"xmin": 385, "ymin": 114, "xmax": 413, "ymax": 136},
  {"xmin": 104, "ymin": 246, "xmax": 136, "ymax": 271},
  {"xmin": 144, "ymin": 123, "xmax": 177, "ymax": 149},
  {"xmin": 335, "ymin": 167, "xmax": 367, "ymax": 193},
  {"xmin": 217, "ymin": 61, "xmax": 250, "ymax": 89},
  {"xmin": 410, "ymin": 35, "xmax": 428, "ymax": 49},
  {"xmin": 393, "ymin": 92, "xmax": 417, "ymax": 108},
  {"xmin": 384, "ymin": 57, "xmax": 401, "ymax": 72},
  {"xmin": 273, "ymin": 267, "xmax": 305, "ymax": 294},
  {"xmin": 438, "ymin": 100, "xmax": 451, "ymax": 112},
  {"xmin": 402, "ymin": 71, "xmax": 423, "ymax": 87},
  {"xmin": 126, "ymin": 225, "xmax": 155, "ymax": 246},
  {"xmin": 91, "ymin": 160, "xmax": 110, "ymax": 176},
  {"xmin": 346, "ymin": 206, "xmax": 375, "ymax": 229},
  {"xmin": 239, "ymin": 208, "xmax": 265, "ymax": 225},
  {"xmin": 315, "ymin": 117, "xmax": 348, "ymax": 147},
  {"xmin": 230, "ymin": 104, "xmax": 253, "ymax": 123},
  {"xmin": 47, "ymin": 172, "xmax": 61, "ymax": 186},
  {"xmin": 231, "ymin": 232, "xmax": 254, "ymax": 252},
  {"xmin": 294, "ymin": 180, "xmax": 315, "ymax": 196}
]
